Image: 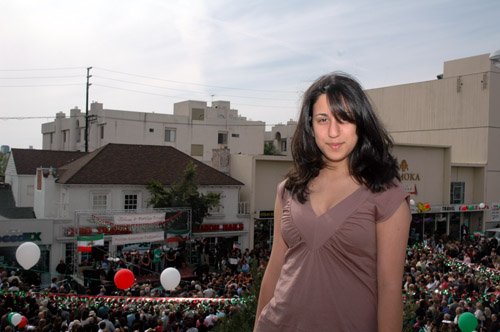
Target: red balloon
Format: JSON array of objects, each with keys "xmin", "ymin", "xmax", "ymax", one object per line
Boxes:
[
  {"xmin": 18, "ymin": 316, "xmax": 28, "ymax": 328},
  {"xmin": 114, "ymin": 269, "xmax": 135, "ymax": 290}
]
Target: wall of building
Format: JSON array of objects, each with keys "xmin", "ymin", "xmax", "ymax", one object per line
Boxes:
[
  {"xmin": 230, "ymin": 154, "xmax": 293, "ymax": 248},
  {"xmin": 264, "ymin": 121, "xmax": 297, "ymax": 157},
  {"xmin": 41, "ymin": 101, "xmax": 265, "ymax": 164},
  {"xmin": 34, "ymin": 170, "xmax": 60, "ymax": 218},
  {"xmin": 392, "ymin": 144, "xmax": 450, "ymax": 205},
  {"xmin": 367, "ymin": 75, "xmax": 490, "ymax": 165}
]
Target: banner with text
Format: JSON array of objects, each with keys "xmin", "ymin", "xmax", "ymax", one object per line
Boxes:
[
  {"xmin": 111, "ymin": 231, "xmax": 165, "ymax": 246},
  {"xmin": 113, "ymin": 213, "xmax": 165, "ymax": 225}
]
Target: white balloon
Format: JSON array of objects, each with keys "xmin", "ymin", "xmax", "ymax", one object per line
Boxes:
[
  {"xmin": 409, "ymin": 199, "xmax": 416, "ymax": 206},
  {"xmin": 479, "ymin": 202, "xmax": 485, "ymax": 209},
  {"xmin": 160, "ymin": 268, "xmax": 181, "ymax": 290},
  {"xmin": 11, "ymin": 313, "xmax": 22, "ymax": 326},
  {"xmin": 16, "ymin": 242, "xmax": 41, "ymax": 270}
]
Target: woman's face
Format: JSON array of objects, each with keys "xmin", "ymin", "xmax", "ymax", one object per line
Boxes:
[{"xmin": 311, "ymin": 94, "xmax": 358, "ymax": 168}]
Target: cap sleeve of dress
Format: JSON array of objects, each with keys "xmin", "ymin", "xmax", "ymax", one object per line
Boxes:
[
  {"xmin": 374, "ymin": 180, "xmax": 410, "ymax": 223},
  {"xmin": 277, "ymin": 179, "xmax": 290, "ymax": 208}
]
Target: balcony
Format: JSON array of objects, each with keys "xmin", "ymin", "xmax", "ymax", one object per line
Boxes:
[{"xmin": 238, "ymin": 201, "xmax": 250, "ymax": 216}]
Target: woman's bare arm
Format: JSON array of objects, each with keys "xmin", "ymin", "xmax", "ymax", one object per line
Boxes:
[
  {"xmin": 254, "ymin": 194, "xmax": 288, "ymax": 329},
  {"xmin": 377, "ymin": 201, "xmax": 411, "ymax": 332}
]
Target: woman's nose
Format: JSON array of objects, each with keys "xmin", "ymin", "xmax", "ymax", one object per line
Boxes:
[{"xmin": 328, "ymin": 120, "xmax": 341, "ymax": 137}]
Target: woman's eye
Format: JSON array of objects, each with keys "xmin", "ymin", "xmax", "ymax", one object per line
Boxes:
[{"xmin": 317, "ymin": 118, "xmax": 328, "ymax": 123}]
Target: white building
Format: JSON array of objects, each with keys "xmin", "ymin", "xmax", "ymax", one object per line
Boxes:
[
  {"xmin": 264, "ymin": 120, "xmax": 297, "ymax": 157},
  {"xmin": 41, "ymin": 100, "xmax": 265, "ymax": 164},
  {"xmin": 3, "ymin": 144, "xmax": 251, "ymax": 276}
]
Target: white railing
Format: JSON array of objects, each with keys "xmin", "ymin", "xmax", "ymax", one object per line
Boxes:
[{"xmin": 238, "ymin": 201, "xmax": 250, "ymax": 215}]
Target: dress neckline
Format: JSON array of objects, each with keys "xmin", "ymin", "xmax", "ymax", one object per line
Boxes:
[{"xmin": 307, "ymin": 185, "xmax": 365, "ymax": 218}]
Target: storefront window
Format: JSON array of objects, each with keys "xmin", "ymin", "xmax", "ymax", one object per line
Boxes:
[
  {"xmin": 450, "ymin": 182, "xmax": 465, "ymax": 204},
  {"xmin": 254, "ymin": 219, "xmax": 273, "ymax": 249},
  {"xmin": 449, "ymin": 213, "xmax": 461, "ymax": 241}
]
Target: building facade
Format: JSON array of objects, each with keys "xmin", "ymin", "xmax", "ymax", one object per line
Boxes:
[
  {"xmin": 264, "ymin": 120, "xmax": 297, "ymax": 157},
  {"xmin": 239, "ymin": 53, "xmax": 500, "ymax": 245},
  {"xmin": 2, "ymin": 144, "xmax": 251, "ymax": 278},
  {"xmin": 366, "ymin": 53, "xmax": 500, "ymax": 229},
  {"xmin": 41, "ymin": 100, "xmax": 265, "ymax": 164}
]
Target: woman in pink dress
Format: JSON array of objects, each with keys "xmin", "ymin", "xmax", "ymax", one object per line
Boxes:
[{"xmin": 254, "ymin": 72, "xmax": 411, "ymax": 332}]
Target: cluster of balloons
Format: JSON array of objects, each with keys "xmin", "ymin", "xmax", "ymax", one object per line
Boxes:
[
  {"xmin": 114, "ymin": 267, "xmax": 181, "ymax": 291},
  {"xmin": 458, "ymin": 312, "xmax": 478, "ymax": 332},
  {"xmin": 15, "ymin": 241, "xmax": 182, "ymax": 292},
  {"xmin": 15, "ymin": 242, "xmax": 41, "ymax": 270},
  {"xmin": 8, "ymin": 312, "xmax": 28, "ymax": 328}
]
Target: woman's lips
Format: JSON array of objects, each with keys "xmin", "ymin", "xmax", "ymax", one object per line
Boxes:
[{"xmin": 327, "ymin": 142, "xmax": 343, "ymax": 150}]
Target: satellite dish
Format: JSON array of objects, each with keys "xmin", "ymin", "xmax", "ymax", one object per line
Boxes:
[
  {"xmin": 490, "ymin": 50, "xmax": 500, "ymax": 68},
  {"xmin": 489, "ymin": 50, "xmax": 500, "ymax": 61}
]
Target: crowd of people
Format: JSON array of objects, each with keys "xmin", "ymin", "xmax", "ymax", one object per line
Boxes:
[
  {"xmin": 0, "ymin": 241, "xmax": 271, "ymax": 332},
  {"xmin": 6, "ymin": 231, "xmax": 500, "ymax": 331},
  {"xmin": 405, "ymin": 232, "xmax": 500, "ymax": 332}
]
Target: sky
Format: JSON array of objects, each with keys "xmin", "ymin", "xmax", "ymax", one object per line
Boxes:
[{"xmin": 1, "ymin": 0, "xmax": 499, "ymax": 149}]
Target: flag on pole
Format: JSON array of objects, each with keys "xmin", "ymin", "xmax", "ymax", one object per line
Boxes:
[
  {"xmin": 77, "ymin": 234, "xmax": 104, "ymax": 252},
  {"xmin": 166, "ymin": 232, "xmax": 189, "ymax": 243}
]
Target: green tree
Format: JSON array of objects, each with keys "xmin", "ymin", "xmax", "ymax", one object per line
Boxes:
[
  {"xmin": 212, "ymin": 260, "xmax": 263, "ymax": 332},
  {"xmin": 0, "ymin": 152, "xmax": 8, "ymax": 177},
  {"xmin": 264, "ymin": 142, "xmax": 281, "ymax": 156},
  {"xmin": 146, "ymin": 161, "xmax": 221, "ymax": 225}
]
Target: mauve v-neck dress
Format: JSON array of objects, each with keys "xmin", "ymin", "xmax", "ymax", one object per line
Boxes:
[{"xmin": 255, "ymin": 180, "xmax": 409, "ymax": 332}]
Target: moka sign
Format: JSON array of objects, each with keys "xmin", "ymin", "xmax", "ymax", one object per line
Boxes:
[{"xmin": 399, "ymin": 160, "xmax": 421, "ymax": 181}]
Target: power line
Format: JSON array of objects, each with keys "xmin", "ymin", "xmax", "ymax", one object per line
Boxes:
[
  {"xmin": 93, "ymin": 75, "xmax": 296, "ymax": 101},
  {"xmin": 94, "ymin": 83, "xmax": 296, "ymax": 109},
  {"xmin": 0, "ymin": 66, "xmax": 86, "ymax": 71},
  {"xmin": 0, "ymin": 75, "xmax": 83, "ymax": 79},
  {"xmin": 0, "ymin": 114, "xmax": 289, "ymax": 126},
  {"xmin": 0, "ymin": 83, "xmax": 84, "ymax": 87},
  {"xmin": 93, "ymin": 66, "xmax": 297, "ymax": 94}
]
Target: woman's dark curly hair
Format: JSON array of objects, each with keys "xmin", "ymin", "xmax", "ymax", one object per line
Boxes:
[{"xmin": 285, "ymin": 72, "xmax": 399, "ymax": 203}]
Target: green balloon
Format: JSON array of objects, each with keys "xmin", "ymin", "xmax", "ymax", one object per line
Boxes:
[
  {"xmin": 7, "ymin": 312, "xmax": 16, "ymax": 325},
  {"xmin": 458, "ymin": 312, "xmax": 477, "ymax": 332}
]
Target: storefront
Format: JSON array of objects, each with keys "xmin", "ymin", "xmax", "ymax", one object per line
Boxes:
[
  {"xmin": 254, "ymin": 210, "xmax": 274, "ymax": 250},
  {"xmin": 0, "ymin": 219, "xmax": 54, "ymax": 285},
  {"xmin": 192, "ymin": 221, "xmax": 250, "ymax": 252},
  {"xmin": 410, "ymin": 203, "xmax": 491, "ymax": 241}
]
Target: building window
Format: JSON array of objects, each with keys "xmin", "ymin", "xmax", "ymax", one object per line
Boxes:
[
  {"xmin": 65, "ymin": 243, "xmax": 75, "ymax": 267},
  {"xmin": 149, "ymin": 128, "xmax": 154, "ymax": 132},
  {"xmin": 231, "ymin": 133, "xmax": 239, "ymax": 138},
  {"xmin": 192, "ymin": 108, "xmax": 205, "ymax": 120},
  {"xmin": 208, "ymin": 192, "xmax": 223, "ymax": 214},
  {"xmin": 124, "ymin": 194, "xmax": 138, "ymax": 210},
  {"xmin": 92, "ymin": 194, "xmax": 108, "ymax": 210},
  {"xmin": 100, "ymin": 126, "xmax": 104, "ymax": 139},
  {"xmin": 63, "ymin": 130, "xmax": 67, "ymax": 142},
  {"xmin": 76, "ymin": 121, "xmax": 81, "ymax": 142},
  {"xmin": 218, "ymin": 132, "xmax": 228, "ymax": 146},
  {"xmin": 50, "ymin": 133, "xmax": 53, "ymax": 144},
  {"xmin": 191, "ymin": 144, "xmax": 203, "ymax": 156},
  {"xmin": 281, "ymin": 139, "xmax": 287, "ymax": 152},
  {"xmin": 165, "ymin": 129, "xmax": 176, "ymax": 142},
  {"xmin": 450, "ymin": 182, "xmax": 465, "ymax": 204}
]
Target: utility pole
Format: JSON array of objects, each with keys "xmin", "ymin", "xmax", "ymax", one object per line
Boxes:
[{"xmin": 85, "ymin": 67, "xmax": 92, "ymax": 152}]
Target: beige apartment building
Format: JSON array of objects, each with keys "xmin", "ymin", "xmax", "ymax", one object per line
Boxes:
[
  {"xmin": 264, "ymin": 120, "xmax": 297, "ymax": 157},
  {"xmin": 366, "ymin": 53, "xmax": 500, "ymax": 229},
  {"xmin": 41, "ymin": 100, "xmax": 265, "ymax": 164},
  {"xmin": 236, "ymin": 53, "xmax": 500, "ymax": 247}
]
